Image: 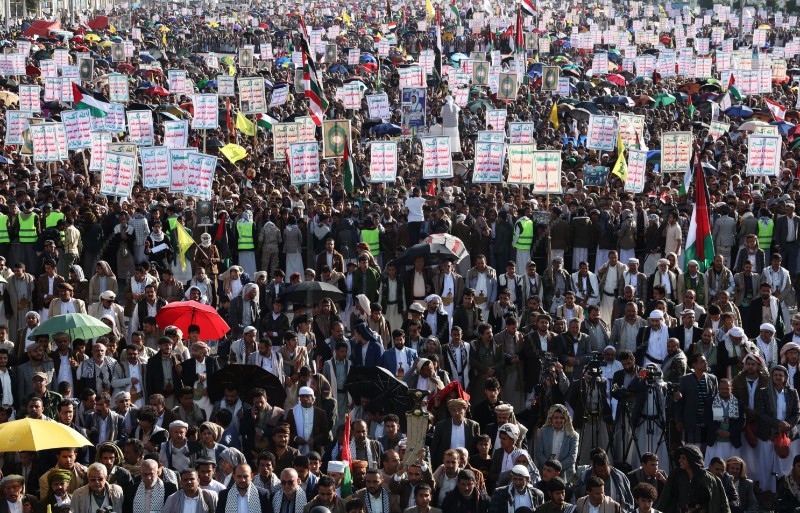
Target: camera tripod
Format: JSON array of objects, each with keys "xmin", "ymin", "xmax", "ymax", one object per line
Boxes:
[
  {"xmin": 576, "ymin": 373, "xmax": 614, "ymax": 462},
  {"xmin": 625, "ymin": 380, "xmax": 670, "ymax": 467}
]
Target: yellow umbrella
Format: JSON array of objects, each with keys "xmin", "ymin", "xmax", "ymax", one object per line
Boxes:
[
  {"xmin": 85, "ymin": 33, "xmax": 100, "ymax": 41},
  {"xmin": 0, "ymin": 418, "xmax": 92, "ymax": 451},
  {"xmin": 159, "ymin": 26, "xmax": 170, "ymax": 32},
  {"xmin": 98, "ymin": 40, "xmax": 113, "ymax": 48},
  {"xmin": 207, "ymin": 22, "xmax": 219, "ymax": 28}
]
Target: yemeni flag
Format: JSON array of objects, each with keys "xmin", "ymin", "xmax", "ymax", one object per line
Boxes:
[
  {"xmin": 72, "ymin": 83, "xmax": 109, "ymax": 118},
  {"xmin": 684, "ymin": 153, "xmax": 715, "ymax": 272},
  {"xmin": 340, "ymin": 413, "xmax": 354, "ymax": 498},
  {"xmin": 434, "ymin": 6, "xmax": 442, "ymax": 79},
  {"xmin": 521, "ymin": 0, "xmax": 536, "ymax": 16},
  {"xmin": 257, "ymin": 113, "xmax": 279, "ymax": 131},
  {"xmin": 300, "ymin": 37, "xmax": 328, "ymax": 126}
]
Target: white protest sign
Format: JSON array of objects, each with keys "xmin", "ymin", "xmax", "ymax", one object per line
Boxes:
[
  {"xmin": 708, "ymin": 121, "xmax": 730, "ymax": 141},
  {"xmin": 106, "ymin": 103, "xmax": 127, "ymax": 132},
  {"xmin": 342, "ymin": 83, "xmax": 361, "ymax": 109},
  {"xmin": 531, "ymin": 151, "xmax": 562, "ymax": 193},
  {"xmin": 185, "ymin": 153, "xmax": 217, "ymax": 200},
  {"xmin": 61, "ymin": 109, "xmax": 93, "ymax": 150},
  {"xmin": 163, "ymin": 120, "xmax": 189, "ymax": 149},
  {"xmin": 168, "ymin": 69, "xmax": 189, "ymax": 95},
  {"xmin": 89, "ymin": 131, "xmax": 112, "ymax": 172},
  {"xmin": 19, "ymin": 85, "xmax": 40, "ymax": 113},
  {"xmin": 238, "ymin": 77, "xmax": 267, "ymax": 113},
  {"xmin": 191, "ymin": 94, "xmax": 219, "ymax": 129},
  {"xmin": 140, "ymin": 146, "xmax": 171, "ymax": 188},
  {"xmin": 30, "ymin": 123, "xmax": 68, "ymax": 162},
  {"xmin": 269, "ymin": 85, "xmax": 289, "ymax": 108},
  {"xmin": 169, "ymin": 148, "xmax": 195, "ymax": 193},
  {"xmin": 586, "ymin": 115, "xmax": 617, "ymax": 151},
  {"xmin": 624, "ymin": 150, "xmax": 647, "ymax": 193},
  {"xmin": 366, "ymin": 93, "xmax": 390, "ymax": 119},
  {"xmin": 746, "ymin": 134, "xmax": 782, "ymax": 177},
  {"xmin": 5, "ymin": 111, "xmax": 30, "ymax": 145},
  {"xmin": 618, "ymin": 114, "xmax": 645, "ymax": 150},
  {"xmin": 660, "ymin": 131, "xmax": 693, "ymax": 173},
  {"xmin": 421, "ymin": 136, "xmax": 453, "ymax": 178},
  {"xmin": 473, "ymin": 141, "xmax": 505, "ymax": 183},
  {"xmin": 369, "ymin": 141, "xmax": 398, "ymax": 183},
  {"xmin": 108, "ymin": 74, "xmax": 130, "ymax": 102},
  {"xmin": 218, "ymin": 75, "xmax": 235, "ymax": 96},
  {"xmin": 101, "ymin": 152, "xmax": 136, "ymax": 198},
  {"xmin": 507, "ymin": 144, "xmax": 535, "ymax": 184},
  {"xmin": 289, "ymin": 142, "xmax": 321, "ymax": 185},
  {"xmin": 486, "ymin": 109, "xmax": 507, "ymax": 131},
  {"xmin": 127, "ymin": 110, "xmax": 155, "ymax": 146},
  {"xmin": 509, "ymin": 122, "xmax": 535, "ymax": 144}
]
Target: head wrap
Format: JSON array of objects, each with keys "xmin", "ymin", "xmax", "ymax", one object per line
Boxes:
[
  {"xmin": 242, "ymin": 283, "xmax": 259, "ymax": 302},
  {"xmin": 48, "ymin": 470, "xmax": 73, "ymax": 485},
  {"xmin": 70, "ymin": 265, "xmax": 86, "ymax": 281},
  {"xmin": 425, "ymin": 294, "xmax": 446, "ymax": 314},
  {"xmin": 200, "ymin": 421, "xmax": 224, "ymax": 442}
]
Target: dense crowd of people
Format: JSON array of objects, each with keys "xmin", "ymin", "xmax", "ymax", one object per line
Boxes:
[{"xmin": 2, "ymin": 2, "xmax": 800, "ymax": 513}]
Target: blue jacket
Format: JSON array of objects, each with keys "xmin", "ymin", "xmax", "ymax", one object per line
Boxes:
[
  {"xmin": 350, "ymin": 340, "xmax": 384, "ymax": 367},
  {"xmin": 380, "ymin": 347, "xmax": 418, "ymax": 374}
]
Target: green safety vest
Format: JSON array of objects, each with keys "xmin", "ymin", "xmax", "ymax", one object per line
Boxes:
[
  {"xmin": 758, "ymin": 218, "xmax": 774, "ymax": 250},
  {"xmin": 0, "ymin": 214, "xmax": 8, "ymax": 244},
  {"xmin": 18, "ymin": 213, "xmax": 37, "ymax": 243},
  {"xmin": 45, "ymin": 211, "xmax": 64, "ymax": 229},
  {"xmin": 237, "ymin": 222, "xmax": 254, "ymax": 250},
  {"xmin": 361, "ymin": 228, "xmax": 380, "ymax": 254},
  {"xmin": 514, "ymin": 218, "xmax": 534, "ymax": 250}
]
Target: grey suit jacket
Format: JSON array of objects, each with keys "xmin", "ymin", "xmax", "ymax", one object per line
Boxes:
[
  {"xmin": 610, "ymin": 317, "xmax": 648, "ymax": 352},
  {"xmin": 713, "ymin": 216, "xmax": 737, "ymax": 247},
  {"xmin": 71, "ymin": 483, "xmax": 124, "ymax": 513},
  {"xmin": 17, "ymin": 359, "xmax": 55, "ymax": 401},
  {"xmin": 534, "ymin": 426, "xmax": 579, "ymax": 482}
]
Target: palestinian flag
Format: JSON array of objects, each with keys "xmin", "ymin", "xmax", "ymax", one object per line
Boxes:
[
  {"xmin": 73, "ymin": 83, "xmax": 109, "ymax": 118},
  {"xmin": 300, "ymin": 37, "xmax": 328, "ymax": 126},
  {"xmin": 257, "ymin": 113, "xmax": 279, "ymax": 131},
  {"xmin": 684, "ymin": 154, "xmax": 715, "ymax": 272},
  {"xmin": 728, "ymin": 74, "xmax": 742, "ymax": 101},
  {"xmin": 679, "ymin": 153, "xmax": 693, "ymax": 195},
  {"xmin": 340, "ymin": 413, "xmax": 354, "ymax": 498},
  {"xmin": 343, "ymin": 138, "xmax": 363, "ymax": 194},
  {"xmin": 687, "ymin": 94, "xmax": 695, "ymax": 119},
  {"xmin": 515, "ymin": 5, "xmax": 524, "ymax": 53}
]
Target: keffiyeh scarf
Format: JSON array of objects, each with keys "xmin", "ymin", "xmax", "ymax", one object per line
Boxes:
[
  {"xmin": 227, "ymin": 485, "xmax": 264, "ymax": 513},
  {"xmin": 350, "ymin": 439, "xmax": 375, "ymax": 468},
  {"xmin": 711, "ymin": 395, "xmax": 739, "ymax": 422},
  {"xmin": 364, "ymin": 488, "xmax": 390, "ymax": 513},
  {"xmin": 133, "ymin": 479, "xmax": 165, "ymax": 513},
  {"xmin": 270, "ymin": 488, "xmax": 307, "ymax": 513}
]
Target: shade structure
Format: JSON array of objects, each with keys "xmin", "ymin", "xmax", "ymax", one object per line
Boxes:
[
  {"xmin": 0, "ymin": 418, "xmax": 92, "ymax": 451},
  {"xmin": 155, "ymin": 301, "xmax": 230, "ymax": 340},
  {"xmin": 27, "ymin": 313, "xmax": 111, "ymax": 341}
]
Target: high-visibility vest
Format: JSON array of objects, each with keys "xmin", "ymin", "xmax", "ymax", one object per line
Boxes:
[
  {"xmin": 18, "ymin": 213, "xmax": 37, "ymax": 243},
  {"xmin": 361, "ymin": 228, "xmax": 380, "ymax": 254},
  {"xmin": 514, "ymin": 218, "xmax": 534, "ymax": 250},
  {"xmin": 237, "ymin": 222, "xmax": 255, "ymax": 250},
  {"xmin": 0, "ymin": 214, "xmax": 9, "ymax": 244},
  {"xmin": 45, "ymin": 211, "xmax": 64, "ymax": 229},
  {"xmin": 758, "ymin": 218, "xmax": 774, "ymax": 250}
]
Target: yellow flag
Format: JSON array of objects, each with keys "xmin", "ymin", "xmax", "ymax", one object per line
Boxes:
[
  {"xmin": 220, "ymin": 143, "xmax": 248, "ymax": 163},
  {"xmin": 175, "ymin": 222, "xmax": 195, "ymax": 271},
  {"xmin": 162, "ymin": 32, "xmax": 167, "ymax": 46},
  {"xmin": 426, "ymin": 0, "xmax": 435, "ymax": 19},
  {"xmin": 236, "ymin": 112, "xmax": 256, "ymax": 136},
  {"xmin": 342, "ymin": 9, "xmax": 352, "ymax": 25},
  {"xmin": 549, "ymin": 102, "xmax": 559, "ymax": 129},
  {"xmin": 109, "ymin": 23, "xmax": 116, "ymax": 33},
  {"xmin": 611, "ymin": 132, "xmax": 628, "ymax": 181}
]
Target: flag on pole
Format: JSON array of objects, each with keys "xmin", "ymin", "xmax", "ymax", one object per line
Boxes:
[
  {"xmin": 257, "ymin": 113, "xmax": 279, "ymax": 131},
  {"xmin": 299, "ymin": 37, "xmax": 328, "ymax": 126},
  {"xmin": 226, "ymin": 99, "xmax": 234, "ymax": 134},
  {"xmin": 515, "ymin": 5, "xmax": 524, "ymax": 53},
  {"xmin": 680, "ymin": 153, "xmax": 693, "ymax": 195},
  {"xmin": 765, "ymin": 98, "xmax": 787, "ymax": 121},
  {"xmin": 236, "ymin": 112, "xmax": 256, "ymax": 136},
  {"xmin": 727, "ymin": 74, "xmax": 742, "ymax": 100},
  {"xmin": 72, "ymin": 83, "xmax": 109, "ymax": 117},
  {"xmin": 175, "ymin": 222, "xmax": 195, "ymax": 271},
  {"xmin": 343, "ymin": 138, "xmax": 363, "ymax": 194},
  {"xmin": 687, "ymin": 95, "xmax": 695, "ymax": 119},
  {"xmin": 611, "ymin": 132, "xmax": 627, "ymax": 181},
  {"xmin": 425, "ymin": 0, "xmax": 435, "ymax": 18},
  {"xmin": 521, "ymin": 0, "xmax": 536, "ymax": 15},
  {"xmin": 684, "ymin": 153, "xmax": 715, "ymax": 272},
  {"xmin": 549, "ymin": 102, "xmax": 559, "ymax": 128},
  {"xmin": 434, "ymin": 6, "xmax": 442, "ymax": 80},
  {"xmin": 450, "ymin": 0, "xmax": 460, "ymax": 24},
  {"xmin": 386, "ymin": 0, "xmax": 392, "ymax": 21},
  {"xmin": 340, "ymin": 413, "xmax": 354, "ymax": 498}
]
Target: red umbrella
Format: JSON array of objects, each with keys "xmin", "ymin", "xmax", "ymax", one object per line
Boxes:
[
  {"xmin": 146, "ymin": 86, "xmax": 170, "ymax": 96},
  {"xmin": 606, "ymin": 74, "xmax": 626, "ymax": 87},
  {"xmin": 116, "ymin": 63, "xmax": 135, "ymax": 73},
  {"xmin": 26, "ymin": 66, "xmax": 40, "ymax": 76},
  {"xmin": 70, "ymin": 36, "xmax": 84, "ymax": 43},
  {"xmin": 155, "ymin": 301, "xmax": 230, "ymax": 340}
]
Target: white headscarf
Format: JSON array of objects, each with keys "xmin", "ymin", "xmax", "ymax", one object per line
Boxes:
[
  {"xmin": 238, "ymin": 210, "xmax": 253, "ymax": 226},
  {"xmin": 425, "ymin": 294, "xmax": 446, "ymax": 314}
]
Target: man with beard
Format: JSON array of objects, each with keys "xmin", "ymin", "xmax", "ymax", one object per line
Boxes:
[
  {"xmin": 252, "ymin": 452, "xmax": 279, "ymax": 494},
  {"xmin": 269, "ymin": 468, "xmax": 307, "ymax": 513},
  {"xmin": 534, "ymin": 477, "xmax": 573, "ymax": 513},
  {"xmin": 216, "ymin": 464, "xmax": 271, "ymax": 513},
  {"xmin": 611, "ymin": 303, "xmax": 648, "ymax": 353},
  {"xmin": 440, "ymin": 470, "xmax": 490, "ymax": 513},
  {"xmin": 36, "ymin": 470, "xmax": 72, "ymax": 513},
  {"xmin": 610, "ymin": 350, "xmax": 640, "ymax": 466},
  {"xmin": 743, "ymin": 282, "xmax": 783, "ymax": 339},
  {"xmin": 661, "ymin": 338, "xmax": 688, "ymax": 385},
  {"xmin": 352, "ymin": 469, "xmax": 401, "ymax": 513},
  {"xmin": 489, "ymin": 464, "xmax": 545, "ymax": 512},
  {"xmin": 17, "ymin": 344, "xmax": 55, "ymax": 401},
  {"xmin": 654, "ymin": 445, "xmax": 730, "ymax": 513},
  {"xmin": 674, "ymin": 353, "xmax": 719, "ymax": 448},
  {"xmin": 162, "ymin": 469, "xmax": 218, "ymax": 513},
  {"xmin": 122, "ymin": 459, "xmax": 178, "ymax": 513}
]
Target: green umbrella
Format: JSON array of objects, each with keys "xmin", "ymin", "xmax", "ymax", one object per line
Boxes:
[
  {"xmin": 467, "ymin": 98, "xmax": 492, "ymax": 113},
  {"xmin": 27, "ymin": 313, "xmax": 112, "ymax": 341},
  {"xmin": 654, "ymin": 93, "xmax": 677, "ymax": 107}
]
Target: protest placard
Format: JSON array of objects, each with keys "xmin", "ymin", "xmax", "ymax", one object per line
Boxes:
[
  {"xmin": 127, "ymin": 110, "xmax": 155, "ymax": 146},
  {"xmin": 473, "ymin": 142, "xmax": 505, "ymax": 183},
  {"xmin": 289, "ymin": 142, "xmax": 321, "ymax": 185},
  {"xmin": 532, "ymin": 151, "xmax": 562, "ymax": 193},
  {"xmin": 421, "ymin": 136, "xmax": 453, "ymax": 178},
  {"xmin": 660, "ymin": 131, "xmax": 693, "ymax": 173},
  {"xmin": 190, "ymin": 94, "xmax": 219, "ymax": 129},
  {"xmin": 238, "ymin": 77, "xmax": 266, "ymax": 113},
  {"xmin": 186, "ymin": 153, "xmax": 217, "ymax": 200},
  {"xmin": 746, "ymin": 134, "xmax": 782, "ymax": 177},
  {"xmin": 141, "ymin": 146, "xmax": 171, "ymax": 188},
  {"xmin": 507, "ymin": 144, "xmax": 535, "ymax": 184},
  {"xmin": 586, "ymin": 115, "xmax": 618, "ymax": 151},
  {"xmin": 101, "ymin": 152, "xmax": 136, "ymax": 197},
  {"xmin": 169, "ymin": 148, "xmax": 195, "ymax": 193},
  {"xmin": 164, "ymin": 120, "xmax": 189, "ymax": 149},
  {"xmin": 366, "ymin": 93, "xmax": 390, "ymax": 119},
  {"xmin": 369, "ymin": 141, "xmax": 398, "ymax": 183},
  {"xmin": 89, "ymin": 131, "xmax": 112, "ymax": 172},
  {"xmin": 624, "ymin": 150, "xmax": 647, "ymax": 193},
  {"xmin": 61, "ymin": 109, "xmax": 93, "ymax": 150}
]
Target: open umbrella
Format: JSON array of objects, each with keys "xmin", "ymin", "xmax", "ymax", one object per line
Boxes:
[
  {"xmin": 0, "ymin": 418, "xmax": 92, "ymax": 451},
  {"xmin": 737, "ymin": 120, "xmax": 770, "ymax": 131},
  {"xmin": 279, "ymin": 281, "xmax": 344, "ymax": 305},
  {"xmin": 207, "ymin": 364, "xmax": 286, "ymax": 405},
  {"xmin": 393, "ymin": 234, "xmax": 469, "ymax": 266},
  {"xmin": 654, "ymin": 93, "xmax": 677, "ymax": 107},
  {"xmin": 155, "ymin": 301, "xmax": 230, "ymax": 340},
  {"xmin": 467, "ymin": 98, "xmax": 492, "ymax": 113},
  {"xmin": 0, "ymin": 91, "xmax": 19, "ymax": 104},
  {"xmin": 344, "ymin": 366, "xmax": 410, "ymax": 415},
  {"xmin": 27, "ymin": 313, "xmax": 111, "ymax": 341},
  {"xmin": 726, "ymin": 105, "xmax": 754, "ymax": 118},
  {"xmin": 371, "ymin": 123, "xmax": 402, "ymax": 136}
]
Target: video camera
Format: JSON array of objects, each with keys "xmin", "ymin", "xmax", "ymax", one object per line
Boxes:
[{"xmin": 585, "ymin": 351, "xmax": 604, "ymax": 378}]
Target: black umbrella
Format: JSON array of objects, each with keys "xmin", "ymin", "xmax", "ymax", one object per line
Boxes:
[
  {"xmin": 206, "ymin": 138, "xmax": 225, "ymax": 149},
  {"xmin": 344, "ymin": 366, "xmax": 411, "ymax": 415},
  {"xmin": 207, "ymin": 364, "xmax": 287, "ymax": 406},
  {"xmin": 392, "ymin": 234, "xmax": 469, "ymax": 266},
  {"xmin": 279, "ymin": 281, "xmax": 344, "ymax": 305}
]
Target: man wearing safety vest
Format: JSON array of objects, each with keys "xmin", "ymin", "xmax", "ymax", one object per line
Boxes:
[
  {"xmin": 0, "ymin": 207, "xmax": 10, "ymax": 261},
  {"xmin": 44, "ymin": 202, "xmax": 64, "ymax": 229},
  {"xmin": 757, "ymin": 207, "xmax": 775, "ymax": 263},
  {"xmin": 360, "ymin": 215, "xmax": 383, "ymax": 268},
  {"xmin": 17, "ymin": 201, "xmax": 40, "ymax": 276},
  {"xmin": 236, "ymin": 210, "xmax": 257, "ymax": 278},
  {"xmin": 513, "ymin": 208, "xmax": 534, "ymax": 274}
]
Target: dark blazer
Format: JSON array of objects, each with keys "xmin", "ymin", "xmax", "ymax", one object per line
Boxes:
[
  {"xmin": 349, "ymin": 340, "xmax": 384, "ymax": 367},
  {"xmin": 145, "ymin": 354, "xmax": 183, "ymax": 398},
  {"xmin": 380, "ymin": 276, "xmax": 406, "ymax": 314},
  {"xmin": 180, "ymin": 356, "xmax": 222, "ymax": 388},
  {"xmin": 122, "ymin": 478, "xmax": 179, "ymax": 513},
  {"xmin": 669, "ymin": 325, "xmax": 705, "ymax": 353},
  {"xmin": 285, "ymin": 405, "xmax": 331, "ymax": 455},
  {"xmin": 387, "ymin": 466, "xmax": 434, "ymax": 507},
  {"xmin": 776, "ymin": 214, "xmax": 800, "ymax": 249},
  {"xmin": 675, "ymin": 372, "xmax": 719, "ymax": 434},
  {"xmin": 228, "ymin": 296, "xmax": 261, "ymax": 338},
  {"xmin": 704, "ymin": 395, "xmax": 745, "ymax": 449},
  {"xmin": 0, "ymin": 494, "xmax": 39, "ymax": 513},
  {"xmin": 756, "ymin": 385, "xmax": 800, "ymax": 441},
  {"xmin": 429, "ymin": 418, "xmax": 481, "ymax": 468},
  {"xmin": 490, "ymin": 484, "xmax": 545, "ymax": 513},
  {"xmin": 403, "ymin": 269, "xmax": 434, "ymax": 308},
  {"xmin": 734, "ymin": 248, "xmax": 766, "ymax": 273},
  {"xmin": 519, "ymin": 331, "xmax": 557, "ymax": 392},
  {"xmin": 35, "ymin": 274, "xmax": 65, "ymax": 310},
  {"xmin": 215, "ymin": 486, "xmax": 271, "ymax": 513},
  {"xmin": 316, "ymin": 250, "xmax": 345, "ymax": 274}
]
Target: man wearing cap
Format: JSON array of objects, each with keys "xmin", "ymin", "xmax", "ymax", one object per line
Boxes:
[
  {"xmin": 36, "ymin": 469, "xmax": 72, "ymax": 513},
  {"xmin": 1, "ymin": 474, "xmax": 39, "ymax": 513},
  {"xmin": 88, "ymin": 290, "xmax": 126, "ymax": 333},
  {"xmin": 7, "ymin": 263, "xmax": 36, "ymax": 340},
  {"xmin": 48, "ymin": 281, "xmax": 87, "ymax": 319},
  {"xmin": 465, "ymin": 255, "xmax": 498, "ymax": 319},
  {"xmin": 677, "ymin": 260, "xmax": 708, "ymax": 309},
  {"xmin": 776, "ymin": 201, "xmax": 800, "ymax": 274},
  {"xmin": 286, "ymin": 387, "xmax": 330, "ymax": 456},
  {"xmin": 489, "ymin": 464, "xmax": 545, "ymax": 513},
  {"xmin": 14, "ymin": 311, "xmax": 40, "ymax": 362},
  {"xmin": 20, "ymin": 370, "xmax": 61, "ymax": 419},
  {"xmin": 621, "ymin": 259, "xmax": 647, "ymax": 304},
  {"xmin": 160, "ymin": 420, "xmax": 200, "ymax": 473},
  {"xmin": 717, "ymin": 326, "xmax": 759, "ymax": 380}
]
